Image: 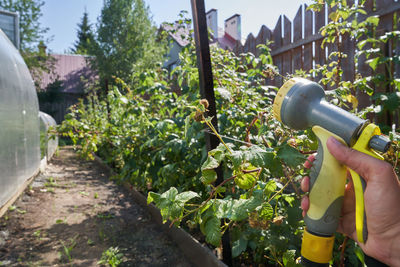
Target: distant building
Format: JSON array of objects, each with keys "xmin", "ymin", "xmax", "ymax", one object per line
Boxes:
[
  {"xmin": 0, "ymin": 9, "xmax": 19, "ymax": 49},
  {"xmin": 161, "ymin": 9, "xmax": 243, "ymax": 71},
  {"xmin": 39, "ymin": 54, "xmax": 97, "ymax": 123},
  {"xmin": 208, "ymin": 10, "xmax": 242, "ymax": 50},
  {"xmin": 161, "ymin": 22, "xmax": 191, "ymax": 71}
]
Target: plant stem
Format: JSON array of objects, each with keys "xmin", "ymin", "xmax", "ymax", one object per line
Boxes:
[{"xmin": 203, "ymin": 116, "xmax": 233, "ymax": 154}]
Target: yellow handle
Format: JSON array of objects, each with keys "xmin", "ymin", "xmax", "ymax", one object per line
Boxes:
[
  {"xmin": 350, "ymin": 123, "xmax": 384, "ymax": 244},
  {"xmin": 307, "ymin": 126, "xmax": 347, "ymax": 223},
  {"xmin": 301, "ymin": 126, "xmax": 347, "ymax": 264}
]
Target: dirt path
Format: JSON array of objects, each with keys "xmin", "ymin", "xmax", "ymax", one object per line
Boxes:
[{"xmin": 0, "ymin": 147, "xmax": 194, "ymax": 267}]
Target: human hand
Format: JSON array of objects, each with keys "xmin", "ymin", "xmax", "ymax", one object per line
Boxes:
[{"xmin": 300, "ymin": 136, "xmax": 400, "ymax": 266}]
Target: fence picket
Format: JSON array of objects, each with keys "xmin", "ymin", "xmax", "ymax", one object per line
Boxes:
[
  {"xmin": 314, "ymin": 2, "xmax": 326, "ymax": 82},
  {"xmin": 272, "ymin": 16, "xmax": 283, "ymax": 85},
  {"xmin": 281, "ymin": 16, "xmax": 292, "ymax": 80},
  {"xmin": 293, "ymin": 6, "xmax": 303, "ymax": 72},
  {"xmin": 341, "ymin": 0, "xmax": 355, "ymax": 82},
  {"xmin": 303, "ymin": 4, "xmax": 313, "ymax": 72}
]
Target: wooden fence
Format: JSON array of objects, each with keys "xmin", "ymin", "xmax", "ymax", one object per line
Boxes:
[{"xmin": 232, "ymin": 0, "xmax": 400, "ymax": 92}]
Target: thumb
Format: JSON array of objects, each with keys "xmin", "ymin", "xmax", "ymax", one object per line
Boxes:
[{"xmin": 326, "ymin": 136, "xmax": 389, "ymax": 182}]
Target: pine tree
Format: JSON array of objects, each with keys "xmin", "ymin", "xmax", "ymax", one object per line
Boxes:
[
  {"xmin": 72, "ymin": 9, "xmax": 95, "ymax": 55},
  {"xmin": 92, "ymin": 0, "xmax": 167, "ymax": 86}
]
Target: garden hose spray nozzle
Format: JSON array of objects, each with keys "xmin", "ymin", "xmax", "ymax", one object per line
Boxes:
[{"xmin": 272, "ymin": 78, "xmax": 390, "ymax": 266}]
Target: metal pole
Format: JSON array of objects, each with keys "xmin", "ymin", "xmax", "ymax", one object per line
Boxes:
[
  {"xmin": 190, "ymin": 0, "xmax": 232, "ymax": 265},
  {"xmin": 190, "ymin": 0, "xmax": 220, "ymax": 152}
]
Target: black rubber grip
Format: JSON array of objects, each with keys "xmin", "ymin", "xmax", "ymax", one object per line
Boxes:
[{"xmin": 301, "ymin": 257, "xmax": 329, "ymax": 267}]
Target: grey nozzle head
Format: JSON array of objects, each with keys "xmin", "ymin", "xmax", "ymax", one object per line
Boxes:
[
  {"xmin": 280, "ymin": 78, "xmax": 325, "ymax": 130},
  {"xmin": 369, "ymin": 135, "xmax": 391, "ymax": 153},
  {"xmin": 278, "ymin": 78, "xmax": 367, "ymax": 146}
]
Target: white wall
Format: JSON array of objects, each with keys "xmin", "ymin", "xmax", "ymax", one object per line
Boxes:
[{"xmin": 224, "ymin": 15, "xmax": 241, "ymax": 41}]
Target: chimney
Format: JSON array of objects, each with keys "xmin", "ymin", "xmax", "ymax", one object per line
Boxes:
[
  {"xmin": 224, "ymin": 14, "xmax": 241, "ymax": 41},
  {"xmin": 206, "ymin": 9, "xmax": 218, "ymax": 40}
]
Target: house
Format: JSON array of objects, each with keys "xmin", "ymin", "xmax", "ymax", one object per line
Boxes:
[
  {"xmin": 161, "ymin": 22, "xmax": 191, "ymax": 71},
  {"xmin": 39, "ymin": 54, "xmax": 97, "ymax": 123},
  {"xmin": 162, "ymin": 9, "xmax": 243, "ymax": 70},
  {"xmin": 0, "ymin": 9, "xmax": 19, "ymax": 49},
  {"xmin": 206, "ymin": 9, "xmax": 242, "ymax": 50}
]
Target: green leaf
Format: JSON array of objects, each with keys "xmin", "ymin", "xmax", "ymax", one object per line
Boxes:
[
  {"xmin": 264, "ymin": 180, "xmax": 277, "ymax": 198},
  {"xmin": 215, "ymin": 87, "xmax": 231, "ymax": 100},
  {"xmin": 209, "ymin": 144, "xmax": 226, "ymax": 163},
  {"xmin": 201, "ymin": 169, "xmax": 217, "ymax": 184},
  {"xmin": 231, "ymin": 197, "xmax": 262, "ymax": 221},
  {"xmin": 258, "ymin": 202, "xmax": 273, "ymax": 220},
  {"xmin": 367, "ymin": 57, "xmax": 380, "ymax": 71},
  {"xmin": 282, "ymin": 250, "xmax": 300, "ymax": 267},
  {"xmin": 365, "ymin": 16, "xmax": 379, "ymax": 26},
  {"xmin": 231, "ymin": 150, "xmax": 244, "ymax": 169},
  {"xmin": 201, "ymin": 156, "xmax": 219, "ymax": 171},
  {"xmin": 204, "ymin": 215, "xmax": 221, "ymax": 247},
  {"xmin": 160, "ymin": 187, "xmax": 178, "ymax": 201},
  {"xmin": 234, "ymin": 172, "xmax": 256, "ymax": 189},
  {"xmin": 175, "ymin": 191, "xmax": 199, "ymax": 203},
  {"xmin": 214, "ymin": 197, "xmax": 261, "ymax": 221},
  {"xmin": 277, "ymin": 144, "xmax": 305, "ymax": 168},
  {"xmin": 147, "ymin": 191, "xmax": 160, "ymax": 204},
  {"xmin": 232, "ymin": 237, "xmax": 248, "ymax": 258},
  {"xmin": 243, "ymin": 145, "xmax": 268, "ymax": 166},
  {"xmin": 354, "ymin": 246, "xmax": 365, "ymax": 265}
]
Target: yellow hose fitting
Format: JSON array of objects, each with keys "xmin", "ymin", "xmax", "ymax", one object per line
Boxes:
[{"xmin": 301, "ymin": 228, "xmax": 334, "ymax": 264}]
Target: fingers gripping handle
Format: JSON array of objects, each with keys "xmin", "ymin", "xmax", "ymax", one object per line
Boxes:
[
  {"xmin": 349, "ymin": 123, "xmax": 386, "ymax": 244},
  {"xmin": 304, "ymin": 126, "xmax": 348, "ymax": 235},
  {"xmin": 301, "ymin": 126, "xmax": 347, "ymax": 264}
]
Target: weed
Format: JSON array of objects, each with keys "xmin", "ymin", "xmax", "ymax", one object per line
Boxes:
[
  {"xmin": 16, "ymin": 208, "xmax": 26, "ymax": 214},
  {"xmin": 33, "ymin": 230, "xmax": 41, "ymax": 238},
  {"xmin": 55, "ymin": 218, "xmax": 67, "ymax": 224},
  {"xmin": 8, "ymin": 205, "xmax": 16, "ymax": 211},
  {"xmin": 59, "ymin": 234, "xmax": 78, "ymax": 263},
  {"xmin": 97, "ymin": 212, "xmax": 114, "ymax": 220},
  {"xmin": 94, "ymin": 192, "xmax": 99, "ymax": 199},
  {"xmin": 98, "ymin": 226, "xmax": 106, "ymax": 242},
  {"xmin": 87, "ymin": 238, "xmax": 94, "ymax": 246},
  {"xmin": 79, "ymin": 191, "xmax": 89, "ymax": 197},
  {"xmin": 44, "ymin": 177, "xmax": 57, "ymax": 188},
  {"xmin": 97, "ymin": 247, "xmax": 123, "ymax": 267}
]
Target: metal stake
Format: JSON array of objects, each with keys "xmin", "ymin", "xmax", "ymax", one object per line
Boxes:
[{"xmin": 190, "ymin": 0, "xmax": 232, "ymax": 265}]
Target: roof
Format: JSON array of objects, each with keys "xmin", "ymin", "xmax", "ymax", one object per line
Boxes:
[
  {"xmin": 161, "ymin": 23, "xmax": 191, "ymax": 47},
  {"xmin": 206, "ymin": 8, "xmax": 217, "ymax": 14},
  {"xmin": 216, "ymin": 33, "xmax": 237, "ymax": 50},
  {"xmin": 225, "ymin": 14, "xmax": 240, "ymax": 22},
  {"xmin": 40, "ymin": 54, "xmax": 97, "ymax": 94}
]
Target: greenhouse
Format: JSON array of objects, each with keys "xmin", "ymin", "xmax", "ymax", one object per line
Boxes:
[{"xmin": 0, "ymin": 30, "xmax": 40, "ymax": 210}]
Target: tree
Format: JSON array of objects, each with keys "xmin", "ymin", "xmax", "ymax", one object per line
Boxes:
[
  {"xmin": 0, "ymin": 0, "xmax": 53, "ymax": 90},
  {"xmin": 92, "ymin": 0, "xmax": 167, "ymax": 86},
  {"xmin": 72, "ymin": 9, "xmax": 95, "ymax": 55},
  {"xmin": 0, "ymin": 0, "xmax": 48, "ymax": 50}
]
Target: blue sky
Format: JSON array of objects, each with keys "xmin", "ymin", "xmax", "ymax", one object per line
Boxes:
[{"xmin": 40, "ymin": 0, "xmax": 313, "ymax": 54}]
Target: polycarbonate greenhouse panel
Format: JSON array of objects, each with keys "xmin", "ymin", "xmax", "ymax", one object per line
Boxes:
[
  {"xmin": 39, "ymin": 111, "xmax": 58, "ymax": 161},
  {"xmin": 0, "ymin": 30, "xmax": 40, "ymax": 208}
]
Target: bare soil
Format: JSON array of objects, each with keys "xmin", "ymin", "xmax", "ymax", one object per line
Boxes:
[{"xmin": 0, "ymin": 147, "xmax": 194, "ymax": 267}]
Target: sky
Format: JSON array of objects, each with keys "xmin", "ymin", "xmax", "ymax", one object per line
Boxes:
[{"xmin": 40, "ymin": 0, "xmax": 313, "ymax": 54}]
